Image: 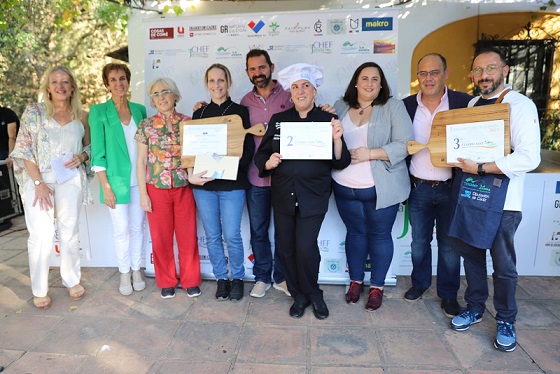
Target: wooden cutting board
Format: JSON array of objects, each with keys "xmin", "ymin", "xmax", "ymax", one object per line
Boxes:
[
  {"xmin": 180, "ymin": 114, "xmax": 265, "ymax": 168},
  {"xmin": 407, "ymin": 103, "xmax": 511, "ymax": 167}
]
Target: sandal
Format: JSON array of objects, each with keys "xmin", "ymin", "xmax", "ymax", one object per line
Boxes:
[
  {"xmin": 67, "ymin": 284, "xmax": 85, "ymax": 300},
  {"xmin": 33, "ymin": 296, "xmax": 51, "ymax": 309}
]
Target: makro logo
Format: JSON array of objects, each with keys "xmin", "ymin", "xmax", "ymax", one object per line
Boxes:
[
  {"xmin": 311, "ymin": 41, "xmax": 333, "ymax": 54},
  {"xmin": 189, "ymin": 46, "xmax": 209, "ymax": 58},
  {"xmin": 150, "ymin": 28, "xmax": 174, "ymax": 39},
  {"xmin": 248, "ymin": 20, "xmax": 265, "ymax": 33},
  {"xmin": 362, "ymin": 17, "xmax": 393, "ymax": 31}
]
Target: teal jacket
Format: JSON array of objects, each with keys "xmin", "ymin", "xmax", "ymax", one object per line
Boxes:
[{"xmin": 90, "ymin": 99, "xmax": 147, "ymax": 204}]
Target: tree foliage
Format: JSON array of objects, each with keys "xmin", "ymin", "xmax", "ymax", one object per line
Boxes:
[{"xmin": 0, "ymin": 0, "xmax": 130, "ymax": 116}]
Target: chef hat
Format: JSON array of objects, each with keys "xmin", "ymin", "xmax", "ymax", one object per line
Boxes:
[{"xmin": 277, "ymin": 63, "xmax": 324, "ymax": 90}]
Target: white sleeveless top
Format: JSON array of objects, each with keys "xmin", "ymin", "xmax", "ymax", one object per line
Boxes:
[
  {"xmin": 122, "ymin": 117, "xmax": 138, "ymax": 187},
  {"xmin": 42, "ymin": 118, "xmax": 84, "ymax": 186}
]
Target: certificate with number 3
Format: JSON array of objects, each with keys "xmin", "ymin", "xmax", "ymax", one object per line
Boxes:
[{"xmin": 280, "ymin": 122, "xmax": 332, "ymax": 160}]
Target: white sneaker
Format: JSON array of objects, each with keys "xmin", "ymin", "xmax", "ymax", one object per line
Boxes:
[
  {"xmin": 250, "ymin": 281, "xmax": 271, "ymax": 298},
  {"xmin": 132, "ymin": 270, "xmax": 146, "ymax": 291},
  {"xmin": 119, "ymin": 271, "xmax": 133, "ymax": 296},
  {"xmin": 273, "ymin": 281, "xmax": 291, "ymax": 297}
]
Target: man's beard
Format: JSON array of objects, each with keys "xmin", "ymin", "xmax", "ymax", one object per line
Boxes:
[
  {"xmin": 251, "ymin": 74, "xmax": 272, "ymax": 89},
  {"xmin": 477, "ymin": 74, "xmax": 503, "ymax": 95}
]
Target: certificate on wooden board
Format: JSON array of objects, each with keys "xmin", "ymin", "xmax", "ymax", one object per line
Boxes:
[
  {"xmin": 446, "ymin": 120, "xmax": 505, "ymax": 163},
  {"xmin": 182, "ymin": 124, "xmax": 228, "ymax": 156},
  {"xmin": 406, "ymin": 103, "xmax": 510, "ymax": 167},
  {"xmin": 280, "ymin": 122, "xmax": 332, "ymax": 160}
]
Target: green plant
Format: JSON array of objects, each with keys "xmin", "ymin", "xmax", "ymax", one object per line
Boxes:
[{"xmin": 541, "ymin": 109, "xmax": 560, "ymax": 151}]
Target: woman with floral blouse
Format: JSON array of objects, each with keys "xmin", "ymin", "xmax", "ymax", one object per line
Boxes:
[
  {"xmin": 135, "ymin": 77, "xmax": 202, "ymax": 299},
  {"xmin": 10, "ymin": 66, "xmax": 91, "ymax": 309}
]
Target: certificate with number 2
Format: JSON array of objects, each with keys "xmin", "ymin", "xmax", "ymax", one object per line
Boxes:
[{"xmin": 280, "ymin": 122, "xmax": 332, "ymax": 160}]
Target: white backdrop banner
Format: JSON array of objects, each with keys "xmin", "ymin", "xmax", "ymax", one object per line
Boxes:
[
  {"xmin": 141, "ymin": 9, "xmax": 401, "ymax": 285},
  {"xmin": 143, "ymin": 9, "xmax": 399, "ymax": 117}
]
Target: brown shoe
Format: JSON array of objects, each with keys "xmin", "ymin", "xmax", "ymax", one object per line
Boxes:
[
  {"xmin": 345, "ymin": 281, "xmax": 364, "ymax": 304},
  {"xmin": 365, "ymin": 287, "xmax": 383, "ymax": 312}
]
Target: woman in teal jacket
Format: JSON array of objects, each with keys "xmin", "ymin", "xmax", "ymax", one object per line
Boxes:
[{"xmin": 90, "ymin": 63, "xmax": 148, "ymax": 296}]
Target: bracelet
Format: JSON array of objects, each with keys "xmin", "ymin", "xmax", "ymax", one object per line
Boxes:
[{"xmin": 368, "ymin": 149, "xmax": 373, "ymax": 161}]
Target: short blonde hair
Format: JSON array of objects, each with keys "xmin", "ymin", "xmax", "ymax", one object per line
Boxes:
[
  {"xmin": 146, "ymin": 77, "xmax": 181, "ymax": 108},
  {"xmin": 39, "ymin": 66, "xmax": 83, "ymax": 120}
]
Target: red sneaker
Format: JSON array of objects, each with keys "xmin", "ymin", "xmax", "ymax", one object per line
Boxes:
[
  {"xmin": 345, "ymin": 281, "xmax": 364, "ymax": 304},
  {"xmin": 366, "ymin": 287, "xmax": 383, "ymax": 312}
]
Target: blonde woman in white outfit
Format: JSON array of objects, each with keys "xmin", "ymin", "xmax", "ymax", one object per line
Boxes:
[{"xmin": 10, "ymin": 66, "xmax": 92, "ymax": 309}]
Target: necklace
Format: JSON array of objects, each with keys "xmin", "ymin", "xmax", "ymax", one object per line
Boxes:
[
  {"xmin": 200, "ymin": 100, "xmax": 234, "ymax": 118},
  {"xmin": 358, "ymin": 102, "xmax": 373, "ymax": 115}
]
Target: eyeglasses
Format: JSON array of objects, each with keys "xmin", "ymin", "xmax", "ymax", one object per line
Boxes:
[
  {"xmin": 149, "ymin": 89, "xmax": 173, "ymax": 98},
  {"xmin": 417, "ymin": 69, "xmax": 443, "ymax": 78},
  {"xmin": 472, "ymin": 65, "xmax": 503, "ymax": 76}
]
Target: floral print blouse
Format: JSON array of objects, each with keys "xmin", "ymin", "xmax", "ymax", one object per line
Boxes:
[
  {"xmin": 10, "ymin": 102, "xmax": 93, "ymax": 205},
  {"xmin": 134, "ymin": 110, "xmax": 191, "ymax": 189}
]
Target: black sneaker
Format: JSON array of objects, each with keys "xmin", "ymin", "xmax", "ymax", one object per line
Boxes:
[
  {"xmin": 215, "ymin": 279, "xmax": 230, "ymax": 301},
  {"xmin": 229, "ymin": 279, "xmax": 244, "ymax": 302},
  {"xmin": 186, "ymin": 286, "xmax": 201, "ymax": 298},
  {"xmin": 404, "ymin": 286, "xmax": 425, "ymax": 301},
  {"xmin": 161, "ymin": 287, "xmax": 175, "ymax": 299},
  {"xmin": 441, "ymin": 298, "xmax": 461, "ymax": 317}
]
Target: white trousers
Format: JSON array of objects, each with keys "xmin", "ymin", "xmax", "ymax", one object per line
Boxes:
[
  {"xmin": 108, "ymin": 185, "xmax": 146, "ymax": 273},
  {"xmin": 24, "ymin": 179, "xmax": 82, "ymax": 298}
]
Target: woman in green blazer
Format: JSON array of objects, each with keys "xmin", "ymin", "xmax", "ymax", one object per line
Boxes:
[{"xmin": 90, "ymin": 63, "xmax": 147, "ymax": 296}]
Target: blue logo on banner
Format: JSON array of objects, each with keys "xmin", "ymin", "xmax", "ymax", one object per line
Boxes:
[
  {"xmin": 249, "ymin": 20, "xmax": 265, "ymax": 34},
  {"xmin": 556, "ymin": 181, "xmax": 560, "ymax": 194},
  {"xmin": 362, "ymin": 17, "xmax": 393, "ymax": 31}
]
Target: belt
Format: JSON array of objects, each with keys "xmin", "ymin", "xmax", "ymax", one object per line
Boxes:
[{"xmin": 410, "ymin": 175, "xmax": 451, "ymax": 187}]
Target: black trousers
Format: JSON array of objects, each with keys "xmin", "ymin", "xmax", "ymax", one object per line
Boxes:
[{"xmin": 273, "ymin": 208, "xmax": 326, "ymax": 303}]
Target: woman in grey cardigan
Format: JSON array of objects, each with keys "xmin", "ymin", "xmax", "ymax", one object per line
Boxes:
[{"xmin": 332, "ymin": 62, "xmax": 413, "ymax": 312}]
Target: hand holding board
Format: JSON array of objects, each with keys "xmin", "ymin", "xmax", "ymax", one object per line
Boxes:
[
  {"xmin": 407, "ymin": 103, "xmax": 510, "ymax": 167},
  {"xmin": 180, "ymin": 114, "xmax": 265, "ymax": 168}
]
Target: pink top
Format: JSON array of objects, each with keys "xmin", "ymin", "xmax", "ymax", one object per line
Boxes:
[
  {"xmin": 240, "ymin": 81, "xmax": 292, "ymax": 187},
  {"xmin": 409, "ymin": 89, "xmax": 453, "ymax": 181}
]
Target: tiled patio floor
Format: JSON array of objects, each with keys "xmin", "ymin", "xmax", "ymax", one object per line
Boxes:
[{"xmin": 1, "ymin": 216, "xmax": 559, "ymax": 373}]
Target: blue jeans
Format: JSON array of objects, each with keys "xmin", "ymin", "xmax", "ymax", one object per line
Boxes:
[
  {"xmin": 246, "ymin": 185, "xmax": 284, "ymax": 284},
  {"xmin": 454, "ymin": 211, "xmax": 522, "ymax": 323},
  {"xmin": 408, "ymin": 181, "xmax": 460, "ymax": 298},
  {"xmin": 333, "ymin": 181, "xmax": 398, "ymax": 287},
  {"xmin": 193, "ymin": 189, "xmax": 246, "ymax": 280}
]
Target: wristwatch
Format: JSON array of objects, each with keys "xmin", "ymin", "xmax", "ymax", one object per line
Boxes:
[
  {"xmin": 34, "ymin": 179, "xmax": 43, "ymax": 186},
  {"xmin": 477, "ymin": 163, "xmax": 486, "ymax": 177}
]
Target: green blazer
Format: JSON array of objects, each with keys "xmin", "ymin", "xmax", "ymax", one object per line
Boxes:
[{"xmin": 90, "ymin": 99, "xmax": 147, "ymax": 204}]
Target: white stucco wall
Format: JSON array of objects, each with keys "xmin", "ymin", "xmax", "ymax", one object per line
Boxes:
[{"xmin": 128, "ymin": 0, "xmax": 552, "ymax": 102}]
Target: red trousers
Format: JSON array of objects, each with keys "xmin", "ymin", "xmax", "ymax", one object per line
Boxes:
[{"xmin": 147, "ymin": 184, "xmax": 201, "ymax": 289}]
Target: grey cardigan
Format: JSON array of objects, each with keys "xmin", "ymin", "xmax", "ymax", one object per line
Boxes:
[{"xmin": 334, "ymin": 98, "xmax": 413, "ymax": 209}]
